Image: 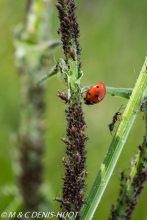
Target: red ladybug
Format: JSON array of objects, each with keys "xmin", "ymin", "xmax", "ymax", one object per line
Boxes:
[{"xmin": 84, "ymin": 82, "xmax": 106, "ymax": 105}]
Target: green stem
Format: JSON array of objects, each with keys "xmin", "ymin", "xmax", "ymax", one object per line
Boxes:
[
  {"xmin": 69, "ymin": 58, "xmax": 78, "ymax": 91},
  {"xmin": 108, "ymin": 99, "xmax": 147, "ymax": 219},
  {"xmin": 81, "ymin": 56, "xmax": 147, "ymax": 220},
  {"xmin": 106, "ymin": 87, "xmax": 132, "ymax": 99}
]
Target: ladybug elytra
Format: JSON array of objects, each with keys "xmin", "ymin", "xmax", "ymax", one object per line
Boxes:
[{"xmin": 84, "ymin": 82, "xmax": 106, "ymax": 105}]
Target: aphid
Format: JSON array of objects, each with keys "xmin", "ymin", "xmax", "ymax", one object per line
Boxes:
[
  {"xmin": 54, "ymin": 197, "xmax": 63, "ymax": 203},
  {"xmin": 75, "ymin": 151, "xmax": 81, "ymax": 163},
  {"xmin": 58, "ymin": 64, "xmax": 63, "ymax": 73},
  {"xmin": 57, "ymin": 29, "xmax": 60, "ymax": 35},
  {"xmin": 140, "ymin": 100, "xmax": 147, "ymax": 112},
  {"xmin": 61, "ymin": 137, "xmax": 69, "ymax": 144},
  {"xmin": 84, "ymin": 82, "xmax": 106, "ymax": 105},
  {"xmin": 58, "ymin": 90, "xmax": 69, "ymax": 103},
  {"xmin": 108, "ymin": 105, "xmax": 123, "ymax": 135},
  {"xmin": 79, "ymin": 170, "xmax": 88, "ymax": 179},
  {"xmin": 80, "ymin": 125, "xmax": 86, "ymax": 135},
  {"xmin": 63, "ymin": 200, "xmax": 70, "ymax": 205},
  {"xmin": 78, "ymin": 61, "xmax": 82, "ymax": 68},
  {"xmin": 63, "ymin": 16, "xmax": 70, "ymax": 23},
  {"xmin": 70, "ymin": 126, "xmax": 77, "ymax": 136},
  {"xmin": 56, "ymin": 3, "xmax": 62, "ymax": 10},
  {"xmin": 70, "ymin": 50, "xmax": 76, "ymax": 61}
]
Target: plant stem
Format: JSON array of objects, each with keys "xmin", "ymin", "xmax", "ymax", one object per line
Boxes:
[
  {"xmin": 55, "ymin": 1, "xmax": 88, "ymax": 219},
  {"xmin": 108, "ymin": 86, "xmax": 147, "ymax": 219},
  {"xmin": 106, "ymin": 87, "xmax": 132, "ymax": 99},
  {"xmin": 14, "ymin": 0, "xmax": 60, "ymax": 214},
  {"xmin": 108, "ymin": 112, "xmax": 147, "ymax": 219},
  {"xmin": 81, "ymin": 56, "xmax": 147, "ymax": 220}
]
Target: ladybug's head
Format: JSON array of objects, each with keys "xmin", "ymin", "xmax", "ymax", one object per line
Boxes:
[{"xmin": 84, "ymin": 97, "xmax": 95, "ymax": 105}]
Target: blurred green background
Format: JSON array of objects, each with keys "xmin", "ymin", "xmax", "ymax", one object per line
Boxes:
[{"xmin": 1, "ymin": 0, "xmax": 147, "ymax": 219}]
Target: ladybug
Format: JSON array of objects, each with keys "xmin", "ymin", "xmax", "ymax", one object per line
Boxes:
[{"xmin": 84, "ymin": 82, "xmax": 106, "ymax": 105}]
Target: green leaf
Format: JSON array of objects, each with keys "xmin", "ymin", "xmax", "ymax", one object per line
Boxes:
[{"xmin": 37, "ymin": 66, "xmax": 59, "ymax": 85}]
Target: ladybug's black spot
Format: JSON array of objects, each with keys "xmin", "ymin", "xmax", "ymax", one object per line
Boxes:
[
  {"xmin": 95, "ymin": 94, "xmax": 98, "ymax": 97},
  {"xmin": 96, "ymin": 85, "xmax": 99, "ymax": 88},
  {"xmin": 88, "ymin": 93, "xmax": 91, "ymax": 96}
]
